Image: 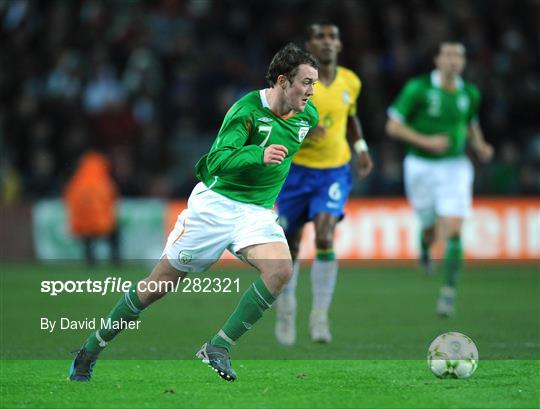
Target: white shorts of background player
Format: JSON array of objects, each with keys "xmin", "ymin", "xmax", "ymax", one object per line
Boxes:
[{"xmin": 404, "ymin": 154, "xmax": 473, "ymax": 228}]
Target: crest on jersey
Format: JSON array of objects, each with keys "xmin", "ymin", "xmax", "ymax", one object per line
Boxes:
[
  {"xmin": 298, "ymin": 126, "xmax": 310, "ymax": 142},
  {"xmin": 342, "ymin": 91, "xmax": 351, "ymax": 105},
  {"xmin": 457, "ymin": 95, "xmax": 470, "ymax": 112}
]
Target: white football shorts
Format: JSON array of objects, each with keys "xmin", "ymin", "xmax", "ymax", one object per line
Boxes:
[
  {"xmin": 162, "ymin": 182, "xmax": 288, "ymax": 273},
  {"xmin": 404, "ymin": 154, "xmax": 474, "ymax": 228}
]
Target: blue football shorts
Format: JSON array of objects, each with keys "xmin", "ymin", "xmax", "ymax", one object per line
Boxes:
[{"xmin": 276, "ymin": 163, "xmax": 352, "ymax": 234}]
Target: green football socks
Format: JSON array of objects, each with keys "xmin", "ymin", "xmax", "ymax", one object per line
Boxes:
[
  {"xmin": 84, "ymin": 283, "xmax": 145, "ymax": 355},
  {"xmin": 443, "ymin": 237, "xmax": 463, "ymax": 288},
  {"xmin": 315, "ymin": 248, "xmax": 336, "ymax": 261},
  {"xmin": 211, "ymin": 277, "xmax": 275, "ymax": 351}
]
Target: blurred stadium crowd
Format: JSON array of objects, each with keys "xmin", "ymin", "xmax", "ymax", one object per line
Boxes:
[{"xmin": 1, "ymin": 0, "xmax": 539, "ymax": 202}]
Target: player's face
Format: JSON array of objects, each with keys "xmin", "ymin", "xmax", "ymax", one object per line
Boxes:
[
  {"xmin": 283, "ymin": 63, "xmax": 318, "ymax": 112},
  {"xmin": 435, "ymin": 44, "xmax": 466, "ymax": 76},
  {"xmin": 306, "ymin": 25, "xmax": 342, "ymax": 65}
]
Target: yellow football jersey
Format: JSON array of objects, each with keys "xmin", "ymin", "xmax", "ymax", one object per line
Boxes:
[{"xmin": 293, "ymin": 66, "xmax": 361, "ymax": 169}]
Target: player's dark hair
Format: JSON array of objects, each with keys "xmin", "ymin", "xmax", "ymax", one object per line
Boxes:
[
  {"xmin": 265, "ymin": 43, "xmax": 319, "ymax": 86},
  {"xmin": 306, "ymin": 22, "xmax": 340, "ymax": 41},
  {"xmin": 434, "ymin": 41, "xmax": 466, "ymax": 57}
]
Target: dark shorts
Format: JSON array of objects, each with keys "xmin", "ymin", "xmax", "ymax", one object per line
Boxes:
[{"xmin": 276, "ymin": 163, "xmax": 352, "ymax": 234}]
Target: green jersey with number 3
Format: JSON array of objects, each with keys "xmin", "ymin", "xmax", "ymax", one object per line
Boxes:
[
  {"xmin": 195, "ymin": 90, "xmax": 319, "ymax": 208},
  {"xmin": 388, "ymin": 70, "xmax": 481, "ymax": 159}
]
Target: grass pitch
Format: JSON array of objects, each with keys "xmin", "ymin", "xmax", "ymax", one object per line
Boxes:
[
  {"xmin": 2, "ymin": 360, "xmax": 538, "ymax": 409},
  {"xmin": 1, "ymin": 262, "xmax": 539, "ymax": 408}
]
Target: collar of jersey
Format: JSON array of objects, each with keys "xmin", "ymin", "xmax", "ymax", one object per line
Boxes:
[
  {"xmin": 431, "ymin": 70, "xmax": 464, "ymax": 90},
  {"xmin": 259, "ymin": 89, "xmax": 297, "ymax": 120}
]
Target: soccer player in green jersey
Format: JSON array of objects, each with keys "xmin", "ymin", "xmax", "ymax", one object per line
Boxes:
[
  {"xmin": 69, "ymin": 43, "xmax": 319, "ymax": 382},
  {"xmin": 386, "ymin": 42, "xmax": 493, "ymax": 316}
]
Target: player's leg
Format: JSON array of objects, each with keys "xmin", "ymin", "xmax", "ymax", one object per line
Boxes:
[
  {"xmin": 403, "ymin": 155, "xmax": 437, "ymax": 274},
  {"xmin": 309, "ymin": 212, "xmax": 339, "ymax": 343},
  {"xmin": 70, "ymin": 257, "xmax": 186, "ymax": 381},
  {"xmin": 200, "ymin": 242, "xmax": 292, "ymax": 380},
  {"xmin": 215, "ymin": 242, "xmax": 292, "ymax": 348},
  {"xmin": 436, "ymin": 217, "xmax": 464, "ymax": 316},
  {"xmin": 72, "ymin": 182, "xmax": 228, "ymax": 381},
  {"xmin": 306, "ymin": 166, "xmax": 352, "ymax": 343},
  {"xmin": 274, "ymin": 228, "xmax": 303, "ymax": 345},
  {"xmin": 274, "ymin": 164, "xmax": 311, "ymax": 345},
  {"xmin": 435, "ymin": 157, "xmax": 473, "ymax": 316},
  {"xmin": 417, "ymin": 211, "xmax": 437, "ymax": 275}
]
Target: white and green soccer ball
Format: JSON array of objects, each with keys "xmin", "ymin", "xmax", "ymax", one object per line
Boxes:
[{"xmin": 427, "ymin": 332, "xmax": 479, "ymax": 379}]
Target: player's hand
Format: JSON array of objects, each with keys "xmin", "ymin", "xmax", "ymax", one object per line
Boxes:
[
  {"xmin": 474, "ymin": 142, "xmax": 494, "ymax": 163},
  {"xmin": 422, "ymin": 135, "xmax": 449, "ymax": 154},
  {"xmin": 263, "ymin": 144, "xmax": 288, "ymax": 165},
  {"xmin": 307, "ymin": 125, "xmax": 326, "ymax": 142},
  {"xmin": 356, "ymin": 151, "xmax": 373, "ymax": 179}
]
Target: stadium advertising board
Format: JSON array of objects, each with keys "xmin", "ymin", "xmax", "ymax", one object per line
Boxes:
[{"xmin": 32, "ymin": 198, "xmax": 538, "ymax": 260}]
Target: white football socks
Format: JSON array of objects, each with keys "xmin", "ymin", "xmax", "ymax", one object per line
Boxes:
[{"xmin": 310, "ymin": 258, "xmax": 338, "ymax": 314}]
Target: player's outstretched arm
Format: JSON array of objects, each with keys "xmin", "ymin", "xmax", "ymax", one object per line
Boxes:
[
  {"xmin": 468, "ymin": 123, "xmax": 494, "ymax": 163},
  {"xmin": 385, "ymin": 118, "xmax": 449, "ymax": 154}
]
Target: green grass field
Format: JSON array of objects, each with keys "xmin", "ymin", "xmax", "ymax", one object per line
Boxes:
[{"xmin": 1, "ymin": 262, "xmax": 539, "ymax": 408}]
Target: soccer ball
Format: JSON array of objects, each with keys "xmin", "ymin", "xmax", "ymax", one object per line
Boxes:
[{"xmin": 427, "ymin": 332, "xmax": 478, "ymax": 379}]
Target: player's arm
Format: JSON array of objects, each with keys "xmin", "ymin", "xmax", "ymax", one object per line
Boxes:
[
  {"xmin": 385, "ymin": 114, "xmax": 449, "ymax": 154},
  {"xmin": 206, "ymin": 111, "xmax": 286, "ymax": 175},
  {"xmin": 347, "ymin": 116, "xmax": 372, "ymax": 179},
  {"xmin": 468, "ymin": 122, "xmax": 493, "ymax": 163},
  {"xmin": 206, "ymin": 135, "xmax": 263, "ymax": 176},
  {"xmin": 386, "ymin": 79, "xmax": 448, "ymax": 154},
  {"xmin": 385, "ymin": 118, "xmax": 446, "ymax": 153},
  {"xmin": 345, "ymin": 75, "xmax": 372, "ymax": 178},
  {"xmin": 466, "ymin": 87, "xmax": 493, "ymax": 163}
]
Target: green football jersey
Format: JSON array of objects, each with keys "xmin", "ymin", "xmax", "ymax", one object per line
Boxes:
[
  {"xmin": 195, "ymin": 90, "xmax": 319, "ymax": 208},
  {"xmin": 388, "ymin": 70, "xmax": 481, "ymax": 159}
]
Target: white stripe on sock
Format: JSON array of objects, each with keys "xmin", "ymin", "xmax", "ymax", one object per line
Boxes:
[
  {"xmin": 218, "ymin": 329, "xmax": 236, "ymax": 345},
  {"xmin": 95, "ymin": 330, "xmax": 108, "ymax": 347},
  {"xmin": 252, "ymin": 283, "xmax": 272, "ymax": 309},
  {"xmin": 124, "ymin": 291, "xmax": 141, "ymax": 314}
]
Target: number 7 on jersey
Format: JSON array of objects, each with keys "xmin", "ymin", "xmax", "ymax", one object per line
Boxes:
[{"xmin": 258, "ymin": 125, "xmax": 273, "ymax": 147}]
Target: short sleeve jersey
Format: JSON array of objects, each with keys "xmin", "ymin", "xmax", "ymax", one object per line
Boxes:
[
  {"xmin": 293, "ymin": 67, "xmax": 361, "ymax": 168},
  {"xmin": 195, "ymin": 90, "xmax": 319, "ymax": 208},
  {"xmin": 388, "ymin": 70, "xmax": 481, "ymax": 159}
]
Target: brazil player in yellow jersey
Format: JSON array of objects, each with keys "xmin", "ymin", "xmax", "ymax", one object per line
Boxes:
[{"xmin": 275, "ymin": 23, "xmax": 373, "ymax": 345}]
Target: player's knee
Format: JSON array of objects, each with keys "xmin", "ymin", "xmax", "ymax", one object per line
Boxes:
[
  {"xmin": 423, "ymin": 228, "xmax": 436, "ymax": 244},
  {"xmin": 446, "ymin": 230, "xmax": 461, "ymax": 240},
  {"xmin": 444, "ymin": 223, "xmax": 462, "ymax": 240},
  {"xmin": 269, "ymin": 259, "xmax": 294, "ymax": 285},
  {"xmin": 315, "ymin": 233, "xmax": 334, "ymax": 250}
]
